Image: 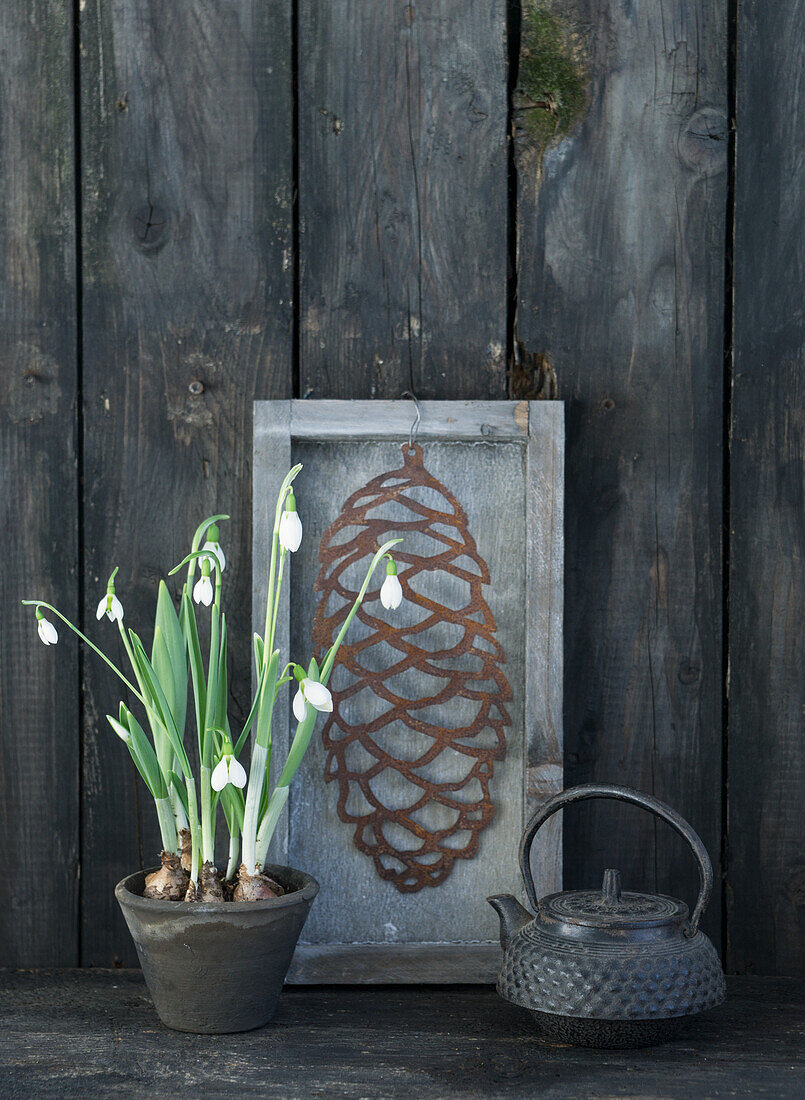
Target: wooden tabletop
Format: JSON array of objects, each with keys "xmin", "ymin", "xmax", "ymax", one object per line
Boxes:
[{"xmin": 0, "ymin": 972, "xmax": 801, "ymax": 1098}]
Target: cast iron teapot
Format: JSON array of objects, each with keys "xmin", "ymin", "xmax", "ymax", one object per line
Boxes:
[{"xmin": 489, "ymin": 784, "xmax": 726, "ymax": 1048}]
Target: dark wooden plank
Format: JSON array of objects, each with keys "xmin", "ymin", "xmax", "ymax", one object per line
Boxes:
[
  {"xmin": 0, "ymin": 2, "xmax": 78, "ymax": 966},
  {"xmin": 728, "ymin": 0, "xmax": 805, "ymax": 976},
  {"xmin": 0, "ymin": 972, "xmax": 802, "ymax": 1098},
  {"xmin": 514, "ymin": 2, "xmax": 728, "ymax": 942},
  {"xmin": 79, "ymin": 1, "xmax": 293, "ymax": 964},
  {"xmin": 298, "ymin": 0, "xmax": 508, "ymax": 400}
]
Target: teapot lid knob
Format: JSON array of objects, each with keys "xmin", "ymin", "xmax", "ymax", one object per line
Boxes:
[{"xmin": 601, "ymin": 868, "xmax": 622, "ymax": 906}]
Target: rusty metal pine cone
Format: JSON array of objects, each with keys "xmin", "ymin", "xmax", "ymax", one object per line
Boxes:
[{"xmin": 312, "ymin": 443, "xmax": 511, "ymax": 892}]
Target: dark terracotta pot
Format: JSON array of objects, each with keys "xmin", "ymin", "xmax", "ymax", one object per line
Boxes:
[{"xmin": 116, "ymin": 863, "xmax": 318, "ymax": 1033}]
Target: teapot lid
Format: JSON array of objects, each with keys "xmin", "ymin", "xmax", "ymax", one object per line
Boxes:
[
  {"xmin": 539, "ymin": 869, "xmax": 688, "ymax": 931},
  {"xmin": 519, "ymin": 785, "xmax": 717, "ymax": 940}
]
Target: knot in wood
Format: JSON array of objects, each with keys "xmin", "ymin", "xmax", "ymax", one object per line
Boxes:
[
  {"xmin": 130, "ymin": 202, "xmax": 169, "ymax": 250},
  {"xmin": 678, "ymin": 108, "xmax": 728, "ymax": 175}
]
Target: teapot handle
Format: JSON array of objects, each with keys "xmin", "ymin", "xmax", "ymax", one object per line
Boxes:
[{"xmin": 519, "ymin": 783, "xmax": 713, "ymax": 937}]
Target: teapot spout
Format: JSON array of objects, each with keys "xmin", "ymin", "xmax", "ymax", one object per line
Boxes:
[{"xmin": 487, "ymin": 894, "xmax": 531, "ymax": 950}]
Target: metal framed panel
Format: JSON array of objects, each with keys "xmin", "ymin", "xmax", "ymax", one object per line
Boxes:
[{"xmin": 253, "ymin": 400, "xmax": 563, "ymax": 982}]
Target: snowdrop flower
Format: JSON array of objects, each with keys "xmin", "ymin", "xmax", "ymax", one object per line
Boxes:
[
  {"xmin": 292, "ymin": 687, "xmax": 306, "ymax": 722},
  {"xmin": 211, "ymin": 751, "xmax": 247, "ymax": 792},
  {"xmin": 96, "ymin": 593, "xmax": 124, "ymax": 622},
  {"xmin": 193, "ymin": 558, "xmax": 214, "ymax": 606},
  {"xmin": 202, "ymin": 524, "xmax": 225, "ymax": 572},
  {"xmin": 380, "ymin": 558, "xmax": 403, "ymax": 610},
  {"xmin": 193, "ymin": 574, "xmax": 213, "ymax": 606},
  {"xmin": 278, "ymin": 490, "xmax": 303, "ymax": 552},
  {"xmin": 292, "ymin": 677, "xmax": 333, "ymax": 722},
  {"xmin": 36, "ymin": 608, "xmax": 58, "ymax": 646},
  {"xmin": 95, "ymin": 567, "xmax": 124, "ymax": 623}
]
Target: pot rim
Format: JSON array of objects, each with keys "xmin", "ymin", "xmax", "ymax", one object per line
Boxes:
[{"xmin": 115, "ymin": 862, "xmax": 319, "ymax": 915}]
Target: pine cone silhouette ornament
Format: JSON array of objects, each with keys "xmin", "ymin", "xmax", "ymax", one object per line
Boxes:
[{"xmin": 312, "ymin": 443, "xmax": 511, "ymax": 892}]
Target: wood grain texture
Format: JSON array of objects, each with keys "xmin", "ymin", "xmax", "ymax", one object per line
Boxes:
[
  {"xmin": 282, "ymin": 399, "xmax": 533, "ymax": 440},
  {"xmin": 728, "ymin": 0, "xmax": 805, "ymax": 976},
  {"xmin": 515, "ymin": 0, "xmax": 728, "ymax": 944},
  {"xmin": 0, "ymin": 972, "xmax": 802, "ymax": 1098},
  {"xmin": 0, "ymin": 1, "xmax": 78, "ymax": 966},
  {"xmin": 1, "ymin": 0, "xmax": 801, "ymax": 978},
  {"xmin": 79, "ymin": 1, "xmax": 293, "ymax": 964},
  {"xmin": 526, "ymin": 402, "xmax": 564, "ymax": 896},
  {"xmin": 288, "ymin": 943, "xmax": 501, "ymax": 984},
  {"xmin": 298, "ymin": 0, "xmax": 508, "ymax": 399}
]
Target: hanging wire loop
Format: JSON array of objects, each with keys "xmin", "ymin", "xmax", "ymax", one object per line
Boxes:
[{"xmin": 401, "ymin": 390, "xmax": 421, "ymax": 452}]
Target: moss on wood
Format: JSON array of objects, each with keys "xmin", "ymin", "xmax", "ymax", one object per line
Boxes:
[{"xmin": 516, "ymin": 3, "xmax": 587, "ymax": 148}]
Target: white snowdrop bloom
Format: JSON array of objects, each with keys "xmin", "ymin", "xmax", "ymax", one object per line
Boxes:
[
  {"xmin": 380, "ymin": 559, "xmax": 403, "ymax": 610},
  {"xmin": 278, "ymin": 490, "xmax": 302, "ymax": 552},
  {"xmin": 292, "ymin": 687, "xmax": 307, "ymax": 723},
  {"xmin": 292, "ymin": 677, "xmax": 333, "ymax": 723},
  {"xmin": 301, "ymin": 678, "xmax": 333, "ymax": 713},
  {"xmin": 193, "ymin": 574, "xmax": 214, "ymax": 606},
  {"xmin": 380, "ymin": 573, "xmax": 403, "ymax": 610},
  {"xmin": 227, "ymin": 757, "xmax": 247, "ymax": 788},
  {"xmin": 279, "ymin": 510, "xmax": 302, "ymax": 552},
  {"xmin": 202, "ymin": 539, "xmax": 226, "ymax": 572},
  {"xmin": 37, "ymin": 616, "xmax": 58, "ymax": 646},
  {"xmin": 211, "ymin": 754, "xmax": 247, "ymax": 792},
  {"xmin": 95, "ymin": 593, "xmax": 124, "ymax": 622}
]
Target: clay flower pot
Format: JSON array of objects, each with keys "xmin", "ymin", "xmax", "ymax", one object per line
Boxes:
[{"xmin": 116, "ymin": 863, "xmax": 318, "ymax": 1033}]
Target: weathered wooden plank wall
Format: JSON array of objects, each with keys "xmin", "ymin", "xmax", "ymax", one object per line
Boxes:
[
  {"xmin": 729, "ymin": 0, "xmax": 805, "ymax": 976},
  {"xmin": 513, "ymin": 2, "xmax": 728, "ymax": 946},
  {"xmin": 298, "ymin": 0, "xmax": 509, "ymax": 399},
  {"xmin": 0, "ymin": 0, "xmax": 78, "ymax": 966},
  {"xmin": 78, "ymin": 0, "xmax": 293, "ymax": 964},
  {"xmin": 0, "ymin": 1, "xmax": 801, "ymax": 973}
]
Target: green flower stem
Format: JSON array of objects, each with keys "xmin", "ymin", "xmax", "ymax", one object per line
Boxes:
[
  {"xmin": 254, "ymin": 786, "xmax": 289, "ymax": 869},
  {"xmin": 116, "ymin": 618, "xmax": 149, "ymax": 700},
  {"xmin": 184, "ymin": 776, "xmax": 201, "ymax": 885},
  {"xmin": 127, "ymin": 630, "xmax": 193, "ymax": 779},
  {"xmin": 262, "ymin": 520, "xmax": 281, "ymax": 649},
  {"xmin": 320, "ymin": 538, "xmax": 402, "ymax": 683},
  {"xmin": 241, "ymin": 742, "xmax": 269, "ymax": 873},
  {"xmin": 226, "ymin": 834, "xmax": 239, "ymax": 881},
  {"xmin": 170, "ymin": 791, "xmax": 188, "ymax": 849},
  {"xmin": 268, "ymin": 548, "xmax": 286, "ymax": 656},
  {"xmin": 121, "ymin": 629, "xmax": 176, "ymax": 781},
  {"xmin": 155, "ymin": 796, "xmax": 177, "ymax": 854},
  {"xmin": 200, "ymin": 765, "xmax": 214, "ymax": 864},
  {"xmin": 233, "ymin": 663, "xmax": 266, "ymax": 757},
  {"xmin": 115, "ymin": 618, "xmax": 181, "ymax": 852},
  {"xmin": 262, "ymin": 466, "xmax": 302, "ymax": 659},
  {"xmin": 242, "ymin": 648, "xmax": 278, "ymax": 871},
  {"xmin": 202, "ymin": 602, "xmax": 220, "ymax": 767},
  {"xmin": 240, "ymin": 466, "xmax": 301, "ymax": 874},
  {"xmin": 185, "ymin": 514, "xmax": 229, "ymax": 586},
  {"xmin": 170, "ymin": 548, "xmax": 221, "ymax": 580},
  {"xmin": 22, "ymin": 601, "xmax": 145, "ymax": 704}
]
